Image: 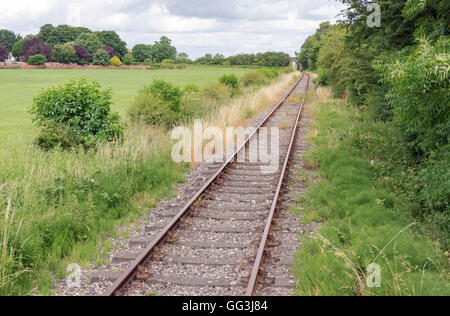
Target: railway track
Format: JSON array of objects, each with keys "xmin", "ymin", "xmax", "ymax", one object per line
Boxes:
[{"xmin": 98, "ymin": 73, "xmax": 310, "ymax": 296}]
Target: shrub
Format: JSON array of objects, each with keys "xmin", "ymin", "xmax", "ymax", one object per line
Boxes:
[
  {"xmin": 183, "ymin": 84, "xmax": 199, "ymax": 93},
  {"xmin": 199, "ymin": 82, "xmax": 231, "ymax": 102},
  {"xmin": 110, "ymin": 56, "xmax": 122, "ymax": 66},
  {"xmin": 93, "ymin": 49, "xmax": 111, "ymax": 66},
  {"xmin": 241, "ymin": 72, "xmax": 267, "ymax": 87},
  {"xmin": 22, "ymin": 37, "xmax": 52, "ymax": 61},
  {"xmin": 132, "ymin": 44, "xmax": 151, "ymax": 62},
  {"xmin": 260, "ymin": 68, "xmax": 279, "ymax": 79},
  {"xmin": 0, "ymin": 45, "xmax": 8, "ymax": 62},
  {"xmin": 30, "ymin": 79, "xmax": 122, "ymax": 149},
  {"xmin": 102, "ymin": 45, "xmax": 117, "ymax": 58},
  {"xmin": 53, "ymin": 43, "xmax": 77, "ymax": 64},
  {"xmin": 219, "ymin": 74, "xmax": 240, "ymax": 89},
  {"xmin": 75, "ymin": 33, "xmax": 103, "ymax": 56},
  {"xmin": 122, "ymin": 52, "xmax": 134, "ymax": 65},
  {"xmin": 128, "ymin": 80, "xmax": 186, "ymax": 128},
  {"xmin": 73, "ymin": 45, "xmax": 89, "ymax": 64},
  {"xmin": 27, "ymin": 54, "xmax": 47, "ymax": 65},
  {"xmin": 12, "ymin": 38, "xmax": 24, "ymax": 59}
]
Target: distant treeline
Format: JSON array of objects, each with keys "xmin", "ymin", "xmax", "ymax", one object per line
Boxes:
[{"xmin": 0, "ymin": 24, "xmax": 292, "ymax": 68}]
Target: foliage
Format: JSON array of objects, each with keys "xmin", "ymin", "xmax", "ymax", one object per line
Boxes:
[
  {"xmin": 53, "ymin": 43, "xmax": 77, "ymax": 64},
  {"xmin": 132, "ymin": 44, "xmax": 151, "ymax": 62},
  {"xmin": 27, "ymin": 54, "xmax": 47, "ymax": 65},
  {"xmin": 22, "ymin": 37, "xmax": 52, "ymax": 62},
  {"xmin": 296, "ymin": 22, "xmax": 331, "ymax": 69},
  {"xmin": 241, "ymin": 71, "xmax": 267, "ymax": 87},
  {"xmin": 101, "ymin": 46, "xmax": 117, "ymax": 58},
  {"xmin": 228, "ymin": 53, "xmax": 256, "ymax": 65},
  {"xmin": 294, "ymin": 99, "xmax": 448, "ymax": 296},
  {"xmin": 11, "ymin": 38, "xmax": 24, "ymax": 59},
  {"xmin": 0, "ymin": 45, "xmax": 8, "ymax": 62},
  {"xmin": 151, "ymin": 36, "xmax": 177, "ymax": 63},
  {"xmin": 122, "ymin": 52, "xmax": 135, "ymax": 65},
  {"xmin": 38, "ymin": 24, "xmax": 91, "ymax": 47},
  {"xmin": 92, "ymin": 49, "xmax": 111, "ymax": 66},
  {"xmin": 219, "ymin": 74, "xmax": 240, "ymax": 89},
  {"xmin": 199, "ymin": 82, "xmax": 231, "ymax": 102},
  {"xmin": 259, "ymin": 68, "xmax": 279, "ymax": 79},
  {"xmin": 374, "ymin": 37, "xmax": 449, "ymax": 156},
  {"xmin": 110, "ymin": 56, "xmax": 122, "ymax": 66},
  {"xmin": 95, "ymin": 31, "xmax": 127, "ymax": 58},
  {"xmin": 31, "ymin": 79, "xmax": 122, "ymax": 149},
  {"xmin": 75, "ymin": 33, "xmax": 103, "ymax": 56},
  {"xmin": 128, "ymin": 80, "xmax": 185, "ymax": 128},
  {"xmin": 0, "ymin": 29, "xmax": 21, "ymax": 51},
  {"xmin": 73, "ymin": 45, "xmax": 89, "ymax": 64}
]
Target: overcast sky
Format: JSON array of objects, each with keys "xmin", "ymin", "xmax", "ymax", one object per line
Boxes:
[{"xmin": 0, "ymin": 0, "xmax": 344, "ymax": 58}]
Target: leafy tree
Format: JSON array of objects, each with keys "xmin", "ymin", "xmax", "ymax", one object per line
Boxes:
[
  {"xmin": 0, "ymin": 29, "xmax": 21, "ymax": 50},
  {"xmin": 28, "ymin": 54, "xmax": 47, "ymax": 65},
  {"xmin": 195, "ymin": 53, "xmax": 213, "ymax": 64},
  {"xmin": 92, "ymin": 49, "xmax": 110, "ymax": 66},
  {"xmin": 122, "ymin": 52, "xmax": 135, "ymax": 65},
  {"xmin": 22, "ymin": 37, "xmax": 52, "ymax": 61},
  {"xmin": 176, "ymin": 52, "xmax": 190, "ymax": 63},
  {"xmin": 53, "ymin": 43, "xmax": 77, "ymax": 64},
  {"xmin": 75, "ymin": 33, "xmax": 103, "ymax": 56},
  {"xmin": 73, "ymin": 45, "xmax": 89, "ymax": 64},
  {"xmin": 132, "ymin": 44, "xmax": 151, "ymax": 62},
  {"xmin": 38, "ymin": 24, "xmax": 91, "ymax": 47},
  {"xmin": 12, "ymin": 38, "xmax": 24, "ymax": 59},
  {"xmin": 228, "ymin": 53, "xmax": 256, "ymax": 65},
  {"xmin": 101, "ymin": 46, "xmax": 117, "ymax": 58},
  {"xmin": 374, "ymin": 37, "xmax": 450, "ymax": 156},
  {"xmin": 152, "ymin": 36, "xmax": 177, "ymax": 63},
  {"xmin": 296, "ymin": 22, "xmax": 331, "ymax": 69},
  {"xmin": 255, "ymin": 52, "xmax": 291, "ymax": 67},
  {"xmin": 95, "ymin": 31, "xmax": 127, "ymax": 58},
  {"xmin": 31, "ymin": 79, "xmax": 122, "ymax": 149},
  {"xmin": 0, "ymin": 45, "xmax": 9, "ymax": 62}
]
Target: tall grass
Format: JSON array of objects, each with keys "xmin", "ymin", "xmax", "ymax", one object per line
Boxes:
[{"xmin": 293, "ymin": 94, "xmax": 448, "ymax": 296}]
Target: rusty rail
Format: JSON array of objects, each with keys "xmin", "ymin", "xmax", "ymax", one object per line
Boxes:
[{"xmin": 245, "ymin": 73, "xmax": 310, "ymax": 296}]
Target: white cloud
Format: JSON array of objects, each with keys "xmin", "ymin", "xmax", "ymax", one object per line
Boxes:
[{"xmin": 0, "ymin": 0, "xmax": 345, "ymax": 58}]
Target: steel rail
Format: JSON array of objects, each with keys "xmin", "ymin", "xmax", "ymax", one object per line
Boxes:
[
  {"xmin": 245, "ymin": 73, "xmax": 310, "ymax": 296},
  {"xmin": 103, "ymin": 73, "xmax": 305, "ymax": 296}
]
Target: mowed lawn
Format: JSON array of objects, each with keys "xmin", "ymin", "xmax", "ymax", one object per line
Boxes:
[{"xmin": 0, "ymin": 66, "xmax": 252, "ymax": 149}]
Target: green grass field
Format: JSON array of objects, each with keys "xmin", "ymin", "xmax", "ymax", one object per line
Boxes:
[{"xmin": 0, "ymin": 66, "xmax": 252, "ymax": 149}]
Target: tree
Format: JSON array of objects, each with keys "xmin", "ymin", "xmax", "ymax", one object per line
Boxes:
[
  {"xmin": 92, "ymin": 49, "xmax": 110, "ymax": 66},
  {"xmin": 38, "ymin": 24, "xmax": 92, "ymax": 47},
  {"xmin": 0, "ymin": 45, "xmax": 9, "ymax": 62},
  {"xmin": 22, "ymin": 37, "xmax": 52, "ymax": 62},
  {"xmin": 195, "ymin": 54, "xmax": 213, "ymax": 64},
  {"xmin": 101, "ymin": 46, "xmax": 117, "ymax": 58},
  {"xmin": 176, "ymin": 52, "xmax": 190, "ymax": 63},
  {"xmin": 122, "ymin": 52, "xmax": 134, "ymax": 65},
  {"xmin": 53, "ymin": 43, "xmax": 77, "ymax": 64},
  {"xmin": 75, "ymin": 33, "xmax": 103, "ymax": 56},
  {"xmin": 12, "ymin": 39, "xmax": 24, "ymax": 59},
  {"xmin": 0, "ymin": 29, "xmax": 21, "ymax": 51},
  {"xmin": 152, "ymin": 36, "xmax": 177, "ymax": 63},
  {"xmin": 95, "ymin": 31, "xmax": 127, "ymax": 58},
  {"xmin": 132, "ymin": 44, "xmax": 151, "ymax": 62},
  {"xmin": 296, "ymin": 22, "xmax": 331, "ymax": 69},
  {"xmin": 73, "ymin": 45, "xmax": 89, "ymax": 64}
]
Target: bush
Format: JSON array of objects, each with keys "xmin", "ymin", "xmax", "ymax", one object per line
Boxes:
[
  {"xmin": 183, "ymin": 84, "xmax": 199, "ymax": 93},
  {"xmin": 219, "ymin": 74, "xmax": 240, "ymax": 89},
  {"xmin": 22, "ymin": 37, "xmax": 52, "ymax": 61},
  {"xmin": 27, "ymin": 54, "xmax": 47, "ymax": 65},
  {"xmin": 241, "ymin": 72, "xmax": 267, "ymax": 87},
  {"xmin": 53, "ymin": 43, "xmax": 77, "ymax": 64},
  {"xmin": 122, "ymin": 52, "xmax": 134, "ymax": 65},
  {"xmin": 93, "ymin": 49, "xmax": 110, "ymax": 66},
  {"xmin": 30, "ymin": 79, "xmax": 122, "ymax": 149},
  {"xmin": 73, "ymin": 45, "xmax": 89, "ymax": 65},
  {"xmin": 259, "ymin": 68, "xmax": 279, "ymax": 79},
  {"xmin": 0, "ymin": 45, "xmax": 8, "ymax": 62},
  {"xmin": 199, "ymin": 82, "xmax": 231, "ymax": 102},
  {"xmin": 128, "ymin": 80, "xmax": 187, "ymax": 128},
  {"xmin": 110, "ymin": 56, "xmax": 122, "ymax": 66}
]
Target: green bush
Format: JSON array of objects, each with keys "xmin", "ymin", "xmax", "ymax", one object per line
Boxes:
[
  {"xmin": 27, "ymin": 54, "xmax": 47, "ymax": 65},
  {"xmin": 31, "ymin": 79, "xmax": 123, "ymax": 149},
  {"xmin": 122, "ymin": 52, "xmax": 134, "ymax": 65},
  {"xmin": 183, "ymin": 84, "xmax": 199, "ymax": 93},
  {"xmin": 92, "ymin": 49, "xmax": 110, "ymax": 66},
  {"xmin": 259, "ymin": 68, "xmax": 279, "ymax": 79},
  {"xmin": 241, "ymin": 72, "xmax": 267, "ymax": 87},
  {"xmin": 199, "ymin": 82, "xmax": 231, "ymax": 102},
  {"xmin": 219, "ymin": 74, "xmax": 240, "ymax": 89},
  {"xmin": 53, "ymin": 43, "xmax": 77, "ymax": 64},
  {"xmin": 128, "ymin": 80, "xmax": 187, "ymax": 128}
]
